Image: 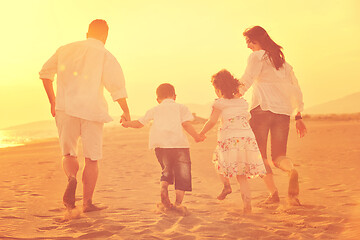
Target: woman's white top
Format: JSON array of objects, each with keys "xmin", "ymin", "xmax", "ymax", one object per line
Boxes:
[{"xmin": 239, "ymin": 50, "xmax": 304, "ymax": 116}]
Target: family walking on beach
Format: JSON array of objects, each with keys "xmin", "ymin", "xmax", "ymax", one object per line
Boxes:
[{"xmin": 39, "ymin": 19, "xmax": 307, "ymax": 215}]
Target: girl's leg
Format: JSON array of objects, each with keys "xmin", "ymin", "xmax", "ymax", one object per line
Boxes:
[
  {"xmin": 236, "ymin": 175, "xmax": 252, "ymax": 213},
  {"xmin": 263, "ymin": 172, "xmax": 278, "ymax": 194},
  {"xmin": 217, "ymin": 174, "xmax": 232, "ymax": 200}
]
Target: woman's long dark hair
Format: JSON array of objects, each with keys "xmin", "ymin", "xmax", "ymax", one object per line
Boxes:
[{"xmin": 243, "ymin": 26, "xmax": 285, "ymax": 70}]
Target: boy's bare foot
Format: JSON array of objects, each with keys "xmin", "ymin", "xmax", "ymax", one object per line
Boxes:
[
  {"xmin": 83, "ymin": 202, "xmax": 107, "ymax": 213},
  {"xmin": 173, "ymin": 203, "xmax": 189, "ymax": 216},
  {"xmin": 63, "ymin": 177, "xmax": 77, "ymax": 209},
  {"xmin": 161, "ymin": 188, "xmax": 173, "ymax": 209},
  {"xmin": 217, "ymin": 185, "xmax": 232, "ymax": 200}
]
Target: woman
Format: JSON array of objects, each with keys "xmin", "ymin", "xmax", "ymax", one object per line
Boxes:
[{"xmin": 239, "ymin": 26, "xmax": 307, "ymax": 206}]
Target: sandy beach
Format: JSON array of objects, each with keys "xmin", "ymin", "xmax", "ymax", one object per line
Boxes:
[{"xmin": 0, "ymin": 119, "xmax": 359, "ymax": 239}]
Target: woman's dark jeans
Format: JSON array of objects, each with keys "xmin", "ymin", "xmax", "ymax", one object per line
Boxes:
[{"xmin": 249, "ymin": 106, "xmax": 290, "ymax": 174}]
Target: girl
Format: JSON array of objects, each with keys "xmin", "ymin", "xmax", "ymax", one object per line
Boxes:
[{"xmin": 199, "ymin": 69, "xmax": 266, "ymax": 213}]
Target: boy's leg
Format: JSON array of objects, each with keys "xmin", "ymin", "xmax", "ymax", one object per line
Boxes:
[
  {"xmin": 173, "ymin": 149, "xmax": 192, "ymax": 202},
  {"xmin": 175, "ymin": 190, "xmax": 185, "ymax": 205},
  {"xmin": 236, "ymin": 175, "xmax": 252, "ymax": 213},
  {"xmin": 155, "ymin": 148, "xmax": 174, "ymax": 209},
  {"xmin": 174, "ymin": 189, "xmax": 189, "ymax": 216},
  {"xmin": 160, "ymin": 181, "xmax": 172, "ymax": 208},
  {"xmin": 217, "ymin": 175, "xmax": 232, "ymax": 200}
]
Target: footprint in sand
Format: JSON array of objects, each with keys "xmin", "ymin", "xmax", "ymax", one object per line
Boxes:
[
  {"xmin": 104, "ymin": 225, "xmax": 126, "ymax": 232},
  {"xmin": 38, "ymin": 226, "xmax": 58, "ymax": 230},
  {"xmin": 327, "ymin": 183, "xmax": 343, "ymax": 187},
  {"xmin": 332, "ymin": 189, "xmax": 347, "ymax": 193},
  {"xmin": 342, "ymin": 202, "xmax": 358, "ymax": 207},
  {"xmin": 38, "ymin": 161, "xmax": 52, "ymax": 165},
  {"xmin": 192, "ymin": 193, "xmax": 213, "ymax": 199},
  {"xmin": 77, "ymin": 230, "xmax": 115, "ymax": 239},
  {"xmin": 1, "ymin": 215, "xmax": 24, "ymax": 219},
  {"xmin": 33, "ymin": 214, "xmax": 53, "ymax": 218},
  {"xmin": 49, "ymin": 208, "xmax": 63, "ymax": 213}
]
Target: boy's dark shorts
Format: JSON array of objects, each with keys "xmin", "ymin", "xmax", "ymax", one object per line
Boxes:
[{"xmin": 155, "ymin": 148, "xmax": 192, "ymax": 191}]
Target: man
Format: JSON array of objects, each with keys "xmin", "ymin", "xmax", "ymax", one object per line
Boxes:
[{"xmin": 39, "ymin": 19, "xmax": 130, "ymax": 212}]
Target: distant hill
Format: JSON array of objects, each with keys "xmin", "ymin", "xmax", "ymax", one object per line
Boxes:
[{"xmin": 304, "ymin": 92, "xmax": 360, "ymax": 115}]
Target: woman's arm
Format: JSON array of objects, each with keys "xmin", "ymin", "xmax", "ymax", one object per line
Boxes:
[
  {"xmin": 239, "ymin": 51, "xmax": 263, "ymax": 95},
  {"xmin": 295, "ymin": 112, "xmax": 307, "ymax": 138}
]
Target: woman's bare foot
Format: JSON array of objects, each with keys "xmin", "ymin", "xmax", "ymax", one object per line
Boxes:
[{"xmin": 217, "ymin": 185, "xmax": 232, "ymax": 200}]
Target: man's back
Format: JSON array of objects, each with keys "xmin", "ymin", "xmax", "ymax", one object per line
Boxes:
[{"xmin": 39, "ymin": 38, "xmax": 127, "ymax": 123}]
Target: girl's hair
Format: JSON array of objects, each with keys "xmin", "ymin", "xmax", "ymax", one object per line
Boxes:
[
  {"xmin": 243, "ymin": 26, "xmax": 285, "ymax": 70},
  {"xmin": 211, "ymin": 69, "xmax": 241, "ymax": 99}
]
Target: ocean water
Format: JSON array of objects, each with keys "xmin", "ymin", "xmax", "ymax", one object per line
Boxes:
[
  {"xmin": 0, "ymin": 119, "xmax": 121, "ymax": 149},
  {"xmin": 0, "ymin": 121, "xmax": 58, "ymax": 148}
]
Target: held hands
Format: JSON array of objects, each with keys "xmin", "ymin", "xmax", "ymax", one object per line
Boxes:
[
  {"xmin": 194, "ymin": 133, "xmax": 206, "ymax": 143},
  {"xmin": 296, "ymin": 119, "xmax": 307, "ymax": 138},
  {"xmin": 121, "ymin": 120, "xmax": 130, "ymax": 128},
  {"xmin": 120, "ymin": 112, "xmax": 131, "ymax": 128},
  {"xmin": 121, "ymin": 112, "xmax": 131, "ymax": 123}
]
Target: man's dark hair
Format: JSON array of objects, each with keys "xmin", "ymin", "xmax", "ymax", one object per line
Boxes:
[{"xmin": 88, "ymin": 19, "xmax": 108, "ymax": 38}]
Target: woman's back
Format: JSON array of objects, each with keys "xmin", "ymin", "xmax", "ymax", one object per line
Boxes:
[{"xmin": 240, "ymin": 50, "xmax": 304, "ymax": 115}]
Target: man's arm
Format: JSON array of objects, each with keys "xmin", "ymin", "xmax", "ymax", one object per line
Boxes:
[
  {"xmin": 116, "ymin": 98, "xmax": 131, "ymax": 122},
  {"xmin": 41, "ymin": 79, "xmax": 56, "ymax": 117}
]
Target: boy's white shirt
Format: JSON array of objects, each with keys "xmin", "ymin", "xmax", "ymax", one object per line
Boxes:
[{"xmin": 138, "ymin": 99, "xmax": 194, "ymax": 149}]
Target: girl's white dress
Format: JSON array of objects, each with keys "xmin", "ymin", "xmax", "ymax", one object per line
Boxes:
[{"xmin": 212, "ymin": 98, "xmax": 266, "ymax": 178}]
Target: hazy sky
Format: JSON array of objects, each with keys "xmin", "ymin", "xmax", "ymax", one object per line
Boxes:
[{"xmin": 0, "ymin": 0, "xmax": 359, "ymax": 128}]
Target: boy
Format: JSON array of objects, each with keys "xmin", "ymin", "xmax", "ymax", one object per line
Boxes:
[{"xmin": 122, "ymin": 83, "xmax": 203, "ymax": 212}]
